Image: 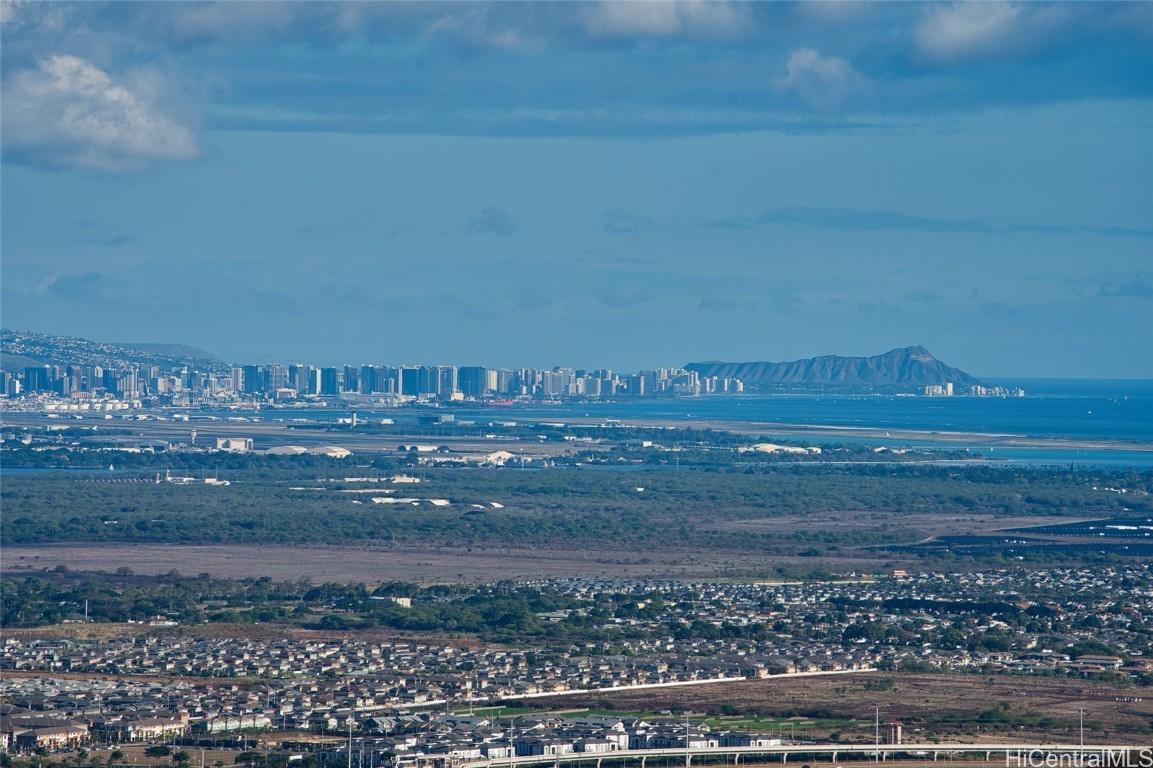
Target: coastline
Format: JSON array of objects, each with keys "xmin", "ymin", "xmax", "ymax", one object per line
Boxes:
[
  {"xmin": 3, "ymin": 411, "xmax": 1152, "ymax": 458},
  {"xmin": 549, "ymin": 415, "xmax": 1153, "ymax": 453}
]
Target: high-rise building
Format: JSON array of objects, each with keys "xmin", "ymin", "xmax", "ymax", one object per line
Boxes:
[
  {"xmin": 343, "ymin": 365, "xmax": 359, "ymax": 393},
  {"xmin": 495, "ymin": 369, "xmax": 514, "ymax": 395},
  {"xmin": 438, "ymin": 366, "xmax": 457, "ymax": 397},
  {"xmin": 359, "ymin": 365, "xmax": 377, "ymax": 394},
  {"xmin": 66, "ymin": 365, "xmax": 83, "ymax": 394},
  {"xmin": 417, "ymin": 366, "xmax": 441, "ymax": 396},
  {"xmin": 104, "ymin": 369, "xmax": 138, "ymax": 397},
  {"xmin": 319, "ymin": 367, "xmax": 340, "ymax": 396},
  {"xmin": 242, "ymin": 364, "xmax": 264, "ymax": 394},
  {"xmin": 266, "ymin": 364, "xmax": 289, "ymax": 391},
  {"xmin": 380, "ymin": 366, "xmax": 400, "ymax": 394},
  {"xmin": 23, "ymin": 365, "xmax": 55, "ymax": 393},
  {"xmin": 459, "ymin": 366, "xmax": 490, "ymax": 397},
  {"xmin": 85, "ymin": 365, "xmax": 104, "ymax": 392},
  {"xmin": 400, "ymin": 367, "xmax": 421, "ymax": 396},
  {"xmin": 289, "ymin": 364, "xmax": 318, "ymax": 395},
  {"xmin": 288, "ymin": 364, "xmax": 304, "ymax": 393}
]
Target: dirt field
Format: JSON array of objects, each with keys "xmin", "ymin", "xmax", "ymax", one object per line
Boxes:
[
  {"xmin": 701, "ymin": 512, "xmax": 1080, "ymax": 541},
  {"xmin": 1, "ymin": 504, "xmax": 1076, "ymax": 584},
  {"xmin": 1, "ymin": 541, "xmax": 908, "ymax": 583},
  {"xmin": 0, "ymin": 623, "xmax": 489, "ymax": 647},
  {"xmin": 545, "ymin": 673, "xmax": 1153, "ymax": 744}
]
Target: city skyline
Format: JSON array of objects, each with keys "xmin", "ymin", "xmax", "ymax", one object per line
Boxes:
[
  {"xmin": 2, "ymin": 330, "xmax": 1023, "ymax": 400},
  {"xmin": 2, "ymin": 2, "xmax": 1151, "ymax": 378}
]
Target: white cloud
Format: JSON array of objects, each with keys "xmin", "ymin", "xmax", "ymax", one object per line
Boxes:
[
  {"xmin": 152, "ymin": 2, "xmax": 304, "ymax": 44},
  {"xmin": 1, "ymin": 54, "xmax": 200, "ymax": 173},
  {"xmin": 582, "ymin": 1, "xmax": 750, "ymax": 40},
  {"xmin": 584, "ymin": 2, "xmax": 680, "ymax": 37},
  {"xmin": 423, "ymin": 5, "xmax": 547, "ymax": 52},
  {"xmin": 914, "ymin": 3, "xmax": 1093, "ymax": 65},
  {"xmin": 773, "ymin": 48, "xmax": 868, "ymax": 110},
  {"xmin": 914, "ymin": 2, "xmax": 1025, "ymax": 62},
  {"xmin": 0, "ymin": 0, "xmax": 27, "ymax": 28},
  {"xmin": 794, "ymin": 1, "xmax": 876, "ymax": 24}
]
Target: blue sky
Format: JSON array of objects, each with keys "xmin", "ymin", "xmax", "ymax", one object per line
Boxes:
[{"xmin": 2, "ymin": 1, "xmax": 1151, "ymax": 377}]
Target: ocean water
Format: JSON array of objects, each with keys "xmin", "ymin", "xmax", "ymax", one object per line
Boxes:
[{"xmin": 450, "ymin": 378, "xmax": 1153, "ymax": 442}]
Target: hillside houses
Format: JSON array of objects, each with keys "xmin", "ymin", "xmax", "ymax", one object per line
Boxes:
[{"xmin": 3, "ymin": 566, "xmax": 1150, "ymax": 757}]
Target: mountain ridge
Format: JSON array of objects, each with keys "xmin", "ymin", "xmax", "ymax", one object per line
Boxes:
[
  {"xmin": 1, "ymin": 329, "xmax": 224, "ymax": 373},
  {"xmin": 3, "ymin": 330, "xmax": 981, "ymax": 390},
  {"xmin": 685, "ymin": 346, "xmax": 984, "ymax": 390}
]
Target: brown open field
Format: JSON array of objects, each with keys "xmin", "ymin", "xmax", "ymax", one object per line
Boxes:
[
  {"xmin": 701, "ymin": 512, "xmax": 1080, "ymax": 541},
  {"xmin": 0, "ymin": 622, "xmax": 489, "ymax": 647},
  {"xmin": 2, "ymin": 541, "xmax": 905, "ymax": 583},
  {"xmin": 546, "ymin": 673, "xmax": 1153, "ymax": 744},
  {"xmin": 1, "ymin": 507, "xmax": 1071, "ymax": 584},
  {"xmin": 0, "ymin": 541, "xmax": 746, "ymax": 582}
]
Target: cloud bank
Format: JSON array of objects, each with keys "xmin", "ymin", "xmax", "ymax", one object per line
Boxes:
[
  {"xmin": 1, "ymin": 2, "xmax": 1150, "ymax": 173},
  {"xmin": 1, "ymin": 55, "xmax": 199, "ymax": 173}
]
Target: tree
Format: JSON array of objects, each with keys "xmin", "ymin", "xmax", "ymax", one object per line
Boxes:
[
  {"xmin": 145, "ymin": 746, "xmax": 173, "ymax": 759},
  {"xmin": 1064, "ymin": 640, "xmax": 1122, "ymax": 659},
  {"xmin": 173, "ymin": 752, "xmax": 191, "ymax": 766}
]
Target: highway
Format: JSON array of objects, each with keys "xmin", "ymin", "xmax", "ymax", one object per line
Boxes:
[{"xmin": 454, "ymin": 744, "xmax": 1152, "ymax": 768}]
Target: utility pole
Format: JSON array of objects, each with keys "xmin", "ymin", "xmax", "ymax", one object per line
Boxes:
[
  {"xmin": 684, "ymin": 711, "xmax": 692, "ymax": 768},
  {"xmin": 875, "ymin": 706, "xmax": 880, "ymax": 762},
  {"xmin": 1080, "ymin": 708, "xmax": 1085, "ymax": 749},
  {"xmin": 508, "ymin": 720, "xmax": 515, "ymax": 768}
]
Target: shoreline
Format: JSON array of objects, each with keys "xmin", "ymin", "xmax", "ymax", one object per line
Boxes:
[
  {"xmin": 555, "ymin": 416, "xmax": 1153, "ymax": 453},
  {"xmin": 3, "ymin": 411, "xmax": 1151, "ymax": 457}
]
